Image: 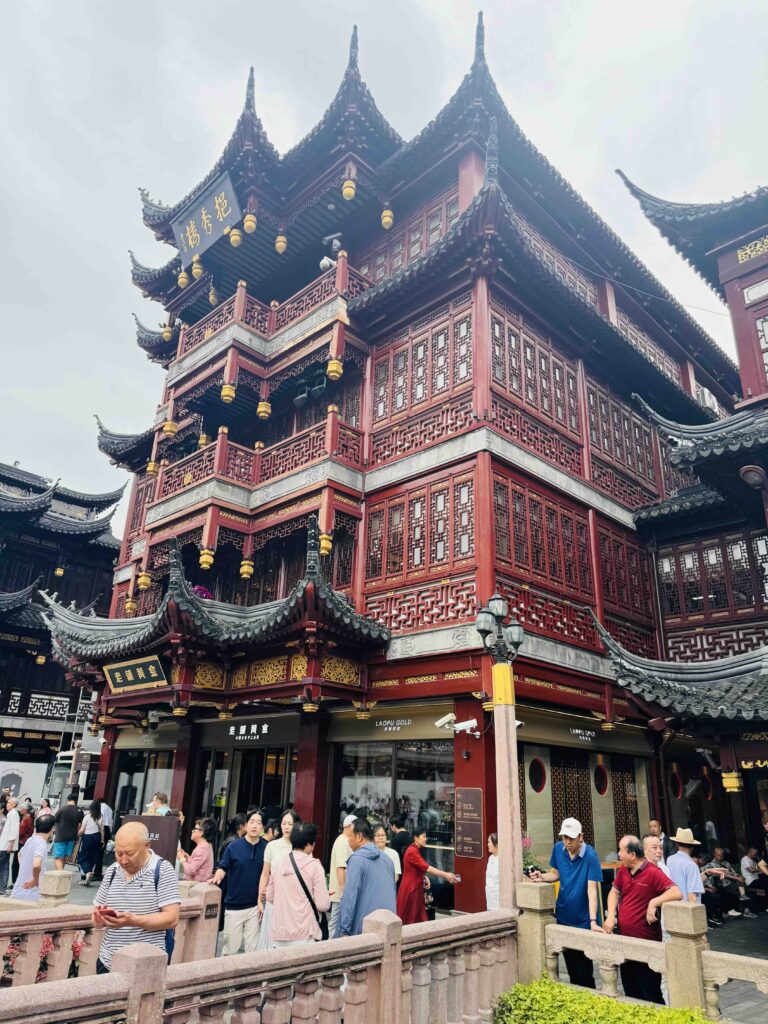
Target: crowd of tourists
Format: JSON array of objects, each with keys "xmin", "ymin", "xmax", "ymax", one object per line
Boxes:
[{"xmin": 529, "ymin": 815, "xmax": 768, "ymax": 1004}]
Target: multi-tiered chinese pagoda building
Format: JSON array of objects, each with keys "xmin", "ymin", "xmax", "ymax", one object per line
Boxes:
[{"xmin": 43, "ymin": 14, "xmax": 768, "ymax": 910}]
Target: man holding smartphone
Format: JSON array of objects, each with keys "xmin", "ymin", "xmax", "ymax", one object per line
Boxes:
[{"xmin": 91, "ymin": 821, "xmax": 180, "ymax": 973}]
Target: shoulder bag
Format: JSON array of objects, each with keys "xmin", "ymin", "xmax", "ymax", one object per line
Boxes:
[{"xmin": 289, "ymin": 852, "xmax": 329, "ymax": 941}]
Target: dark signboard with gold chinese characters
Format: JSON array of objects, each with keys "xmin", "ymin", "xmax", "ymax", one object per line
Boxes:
[
  {"xmin": 171, "ymin": 172, "xmax": 242, "ymax": 267},
  {"xmin": 104, "ymin": 656, "xmax": 168, "ymax": 693},
  {"xmin": 455, "ymin": 787, "xmax": 484, "ymax": 859}
]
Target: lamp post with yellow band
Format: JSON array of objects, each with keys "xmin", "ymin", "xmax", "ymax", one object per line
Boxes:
[{"xmin": 475, "ymin": 593, "xmax": 525, "ymax": 911}]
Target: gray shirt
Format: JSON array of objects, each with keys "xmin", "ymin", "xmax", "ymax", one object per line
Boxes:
[{"xmin": 11, "ymin": 835, "xmax": 48, "ymax": 901}]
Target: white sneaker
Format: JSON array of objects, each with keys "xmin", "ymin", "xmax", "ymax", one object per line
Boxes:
[{"xmin": 727, "ymin": 909, "xmax": 742, "ymax": 917}]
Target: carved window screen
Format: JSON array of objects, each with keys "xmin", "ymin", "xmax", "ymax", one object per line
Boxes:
[{"xmin": 550, "ymin": 750, "xmax": 594, "ymax": 847}]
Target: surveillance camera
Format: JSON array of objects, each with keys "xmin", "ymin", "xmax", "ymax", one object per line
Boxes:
[
  {"xmin": 319, "ymin": 255, "xmax": 337, "ymax": 272},
  {"xmin": 453, "ymin": 718, "xmax": 478, "ymax": 735},
  {"xmin": 147, "ymin": 710, "xmax": 160, "ymax": 732},
  {"xmin": 322, "ymin": 232, "xmax": 343, "ymax": 251},
  {"xmin": 98, "ymin": 736, "xmax": 108, "ymax": 746},
  {"xmin": 434, "ymin": 712, "xmax": 456, "ymax": 729}
]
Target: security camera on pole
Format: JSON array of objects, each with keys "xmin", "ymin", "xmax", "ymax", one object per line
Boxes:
[{"xmin": 475, "ymin": 594, "xmax": 524, "ymax": 911}]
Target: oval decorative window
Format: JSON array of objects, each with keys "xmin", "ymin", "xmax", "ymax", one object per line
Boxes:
[{"xmin": 528, "ymin": 757, "xmax": 547, "ymax": 794}]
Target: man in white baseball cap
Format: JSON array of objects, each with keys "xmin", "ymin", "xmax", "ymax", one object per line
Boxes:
[
  {"xmin": 328, "ymin": 814, "xmax": 357, "ymax": 939},
  {"xmin": 530, "ymin": 817, "xmax": 603, "ymax": 988}
]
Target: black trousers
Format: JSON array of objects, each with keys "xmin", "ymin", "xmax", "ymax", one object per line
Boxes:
[
  {"xmin": 562, "ymin": 948, "xmax": 595, "ymax": 989},
  {"xmin": 93, "ymin": 826, "xmax": 111, "ymax": 881},
  {"xmin": 96, "ymin": 959, "xmax": 109, "ymax": 974},
  {"xmin": 620, "ymin": 960, "xmax": 664, "ymax": 1004},
  {"xmin": 746, "ymin": 879, "xmax": 767, "ymax": 913}
]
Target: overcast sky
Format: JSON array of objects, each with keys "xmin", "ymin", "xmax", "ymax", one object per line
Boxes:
[{"xmin": 1, "ymin": 1, "xmax": 765, "ymax": 535}]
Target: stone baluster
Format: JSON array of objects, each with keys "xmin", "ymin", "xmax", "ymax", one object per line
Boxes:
[
  {"xmin": 343, "ymin": 967, "xmax": 370, "ymax": 1024},
  {"xmin": 410, "ymin": 955, "xmax": 432, "ymax": 1024},
  {"xmin": 462, "ymin": 941, "xmax": 481, "ymax": 1024},
  {"xmin": 76, "ymin": 923, "xmax": 104, "ymax": 976},
  {"xmin": 291, "ymin": 978, "xmax": 320, "ymax": 1024},
  {"xmin": 262, "ymin": 984, "xmax": 293, "ymax": 1024},
  {"xmin": 44, "ymin": 926, "xmax": 80, "ymax": 982},
  {"xmin": 446, "ymin": 946, "xmax": 465, "ymax": 1024},
  {"xmin": 597, "ymin": 960, "xmax": 619, "ymax": 999},
  {"xmin": 199, "ymin": 996, "xmax": 234, "ymax": 1024},
  {"xmin": 232, "ymin": 993, "xmax": 265, "ymax": 1024},
  {"xmin": 477, "ymin": 940, "xmax": 496, "ymax": 1024},
  {"xmin": 545, "ymin": 949, "xmax": 560, "ymax": 982},
  {"xmin": 10, "ymin": 931, "xmax": 42, "ymax": 986},
  {"xmin": 164, "ymin": 995, "xmax": 198, "ymax": 1024},
  {"xmin": 703, "ymin": 979, "xmax": 721, "ymax": 1020},
  {"xmin": 516, "ymin": 882, "xmax": 555, "ymax": 984},
  {"xmin": 429, "ymin": 950, "xmax": 449, "ymax": 1024},
  {"xmin": 111, "ymin": 944, "xmax": 168, "ymax": 1024},
  {"xmin": 664, "ymin": 901, "xmax": 709, "ymax": 1011},
  {"xmin": 318, "ymin": 972, "xmax": 345, "ymax": 1024},
  {"xmin": 400, "ymin": 960, "xmax": 413, "ymax": 1024},
  {"xmin": 492, "ymin": 936, "xmax": 508, "ymax": 999}
]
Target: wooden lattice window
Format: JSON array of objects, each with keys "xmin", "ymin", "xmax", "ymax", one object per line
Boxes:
[
  {"xmin": 586, "ymin": 377, "xmax": 657, "ymax": 488},
  {"xmin": 550, "ymin": 750, "xmax": 594, "ymax": 847},
  {"xmin": 611, "ymin": 755, "xmax": 639, "ymax": 841},
  {"xmin": 598, "ymin": 524, "xmax": 652, "ymax": 623},
  {"xmin": 331, "ymin": 514, "xmax": 358, "ymax": 590}
]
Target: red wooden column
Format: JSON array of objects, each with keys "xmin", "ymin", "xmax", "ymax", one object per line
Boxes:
[
  {"xmin": 475, "ymin": 451, "xmax": 496, "ymax": 606},
  {"xmin": 471, "ymin": 275, "xmax": 492, "ymax": 419},
  {"xmin": 94, "ymin": 726, "xmax": 120, "ymax": 804},
  {"xmin": 169, "ymin": 721, "xmax": 193, "ymax": 814},
  {"xmin": 293, "ymin": 714, "xmax": 332, "ymax": 855},
  {"xmin": 453, "ymin": 695, "xmax": 496, "ymax": 913},
  {"xmin": 458, "ymin": 150, "xmax": 485, "ymax": 214}
]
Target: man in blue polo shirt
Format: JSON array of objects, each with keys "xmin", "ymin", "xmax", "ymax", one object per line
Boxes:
[{"xmin": 530, "ymin": 817, "xmax": 603, "ymax": 988}]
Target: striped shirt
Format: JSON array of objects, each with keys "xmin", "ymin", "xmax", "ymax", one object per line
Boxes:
[{"xmin": 93, "ymin": 853, "xmax": 180, "ymax": 968}]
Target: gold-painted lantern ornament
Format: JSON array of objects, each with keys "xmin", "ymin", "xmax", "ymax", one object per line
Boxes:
[
  {"xmin": 172, "ymin": 705, "xmax": 188, "ymax": 718},
  {"xmin": 161, "ymin": 420, "xmax": 178, "ymax": 437},
  {"xmin": 302, "ymin": 699, "xmax": 319, "ymax": 714},
  {"xmin": 35, "ymin": 655, "xmax": 47, "ymax": 666},
  {"xmin": 229, "ymin": 227, "xmax": 243, "ymax": 248},
  {"xmin": 381, "ymin": 207, "xmax": 395, "ymax": 230},
  {"xmin": 162, "ymin": 323, "xmax": 174, "ymax": 343},
  {"xmin": 54, "ymin": 566, "xmax": 65, "ymax": 578},
  {"xmin": 342, "ymin": 179, "xmax": 356, "ymax": 201},
  {"xmin": 256, "ymin": 400, "xmax": 271, "ymax": 420},
  {"xmin": 221, "ymin": 383, "xmax": 236, "ymax": 404},
  {"xmin": 275, "ymin": 233, "xmax": 288, "ymax": 255},
  {"xmin": 199, "ymin": 548, "xmax": 215, "ymax": 570},
  {"xmin": 319, "ymin": 533, "xmax": 333, "ymax": 557},
  {"xmin": 208, "ymin": 284, "xmax": 219, "ymax": 306},
  {"xmin": 218, "ymin": 707, "xmax": 233, "ymax": 720},
  {"xmin": 197, "ymin": 433, "xmax": 209, "ymax": 449},
  {"xmin": 136, "ymin": 571, "xmax": 152, "ymax": 591},
  {"xmin": 240, "ymin": 559, "xmax": 254, "ymax": 580},
  {"xmin": 146, "ymin": 460, "xmax": 159, "ymax": 476},
  {"xmin": 191, "ymin": 255, "xmax": 204, "ymax": 280},
  {"xmin": 326, "ymin": 357, "xmax": 344, "ymax": 381},
  {"xmin": 124, "ymin": 597, "xmax": 138, "ymax": 614},
  {"xmin": 243, "ymin": 212, "xmax": 257, "ymax": 234},
  {"xmin": 177, "ymin": 268, "xmax": 189, "ymax": 289}
]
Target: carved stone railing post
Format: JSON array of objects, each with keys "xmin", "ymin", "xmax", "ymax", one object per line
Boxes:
[
  {"xmin": 111, "ymin": 943, "xmax": 168, "ymax": 1024},
  {"xmin": 411, "ymin": 955, "xmax": 432, "ymax": 1024},
  {"xmin": 462, "ymin": 941, "xmax": 481, "ymax": 1024},
  {"xmin": 199, "ymin": 996, "xmax": 233, "ymax": 1024},
  {"xmin": 45, "ymin": 926, "xmax": 80, "ymax": 982},
  {"xmin": 262, "ymin": 983, "xmax": 293, "ymax": 1024},
  {"xmin": 39, "ymin": 869, "xmax": 72, "ymax": 906},
  {"xmin": 664, "ymin": 901, "xmax": 708, "ymax": 1012},
  {"xmin": 429, "ymin": 950, "xmax": 449, "ymax": 1024},
  {"xmin": 181, "ymin": 883, "xmax": 221, "ymax": 962},
  {"xmin": 291, "ymin": 978, "xmax": 320, "ymax": 1024},
  {"xmin": 76, "ymin": 921, "xmax": 104, "ymax": 977},
  {"xmin": 318, "ymin": 972, "xmax": 345, "ymax": 1024},
  {"xmin": 400, "ymin": 959, "xmax": 413, "ymax": 1024},
  {"xmin": 516, "ymin": 882, "xmax": 555, "ymax": 984},
  {"xmin": 478, "ymin": 939, "xmax": 496, "ymax": 1024},
  {"xmin": 343, "ymin": 966, "xmax": 370, "ymax": 1024},
  {"xmin": 447, "ymin": 946, "xmax": 465, "ymax": 1024},
  {"xmin": 230, "ymin": 993, "xmax": 263, "ymax": 1024},
  {"xmin": 363, "ymin": 909, "xmax": 403, "ymax": 1024},
  {"xmin": 545, "ymin": 949, "xmax": 559, "ymax": 982}
]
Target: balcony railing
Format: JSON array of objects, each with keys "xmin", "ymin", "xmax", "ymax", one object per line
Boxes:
[
  {"xmin": 178, "ymin": 265, "xmax": 371, "ymax": 358},
  {"xmin": 154, "ymin": 415, "xmax": 364, "ymax": 504}
]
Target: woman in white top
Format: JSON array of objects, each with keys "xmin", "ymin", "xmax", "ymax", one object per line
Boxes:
[
  {"xmin": 256, "ymin": 809, "xmax": 301, "ymax": 951},
  {"xmin": 374, "ymin": 824, "xmax": 401, "ymax": 881},
  {"xmin": 485, "ymin": 833, "xmax": 499, "ymax": 910},
  {"xmin": 77, "ymin": 799, "xmax": 103, "ymax": 885}
]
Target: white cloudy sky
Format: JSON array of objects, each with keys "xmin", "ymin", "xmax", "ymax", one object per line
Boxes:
[{"xmin": 1, "ymin": 0, "xmax": 765, "ymax": 535}]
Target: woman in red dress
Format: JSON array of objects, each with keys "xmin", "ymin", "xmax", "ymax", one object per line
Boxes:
[{"xmin": 396, "ymin": 826, "xmax": 458, "ymax": 925}]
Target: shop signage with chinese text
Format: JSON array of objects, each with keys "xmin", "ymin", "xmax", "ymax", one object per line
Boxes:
[{"xmin": 104, "ymin": 656, "xmax": 168, "ymax": 693}]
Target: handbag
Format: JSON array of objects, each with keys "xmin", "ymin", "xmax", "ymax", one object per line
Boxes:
[
  {"xmin": 424, "ymin": 880, "xmax": 435, "ymax": 909},
  {"xmin": 289, "ymin": 852, "xmax": 329, "ymax": 940}
]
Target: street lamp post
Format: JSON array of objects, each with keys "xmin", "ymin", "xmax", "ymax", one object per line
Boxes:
[{"xmin": 475, "ymin": 593, "xmax": 525, "ymax": 911}]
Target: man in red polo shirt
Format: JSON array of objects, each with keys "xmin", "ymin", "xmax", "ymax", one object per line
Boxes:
[{"xmin": 605, "ymin": 834, "xmax": 681, "ymax": 1003}]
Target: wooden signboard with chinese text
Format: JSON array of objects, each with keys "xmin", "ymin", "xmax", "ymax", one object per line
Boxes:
[
  {"xmin": 104, "ymin": 656, "xmax": 168, "ymax": 693},
  {"xmin": 171, "ymin": 172, "xmax": 242, "ymax": 267},
  {"xmin": 455, "ymin": 787, "xmax": 484, "ymax": 859}
]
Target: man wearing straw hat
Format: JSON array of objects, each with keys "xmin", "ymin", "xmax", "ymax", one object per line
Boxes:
[{"xmin": 666, "ymin": 828, "xmax": 705, "ymax": 910}]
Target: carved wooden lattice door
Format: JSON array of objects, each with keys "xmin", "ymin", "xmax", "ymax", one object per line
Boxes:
[
  {"xmin": 550, "ymin": 749, "xmax": 594, "ymax": 845},
  {"xmin": 611, "ymin": 754, "xmax": 640, "ymax": 840}
]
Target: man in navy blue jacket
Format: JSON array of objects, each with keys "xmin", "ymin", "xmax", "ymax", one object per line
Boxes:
[
  {"xmin": 337, "ymin": 817, "xmax": 396, "ymax": 937},
  {"xmin": 209, "ymin": 810, "xmax": 267, "ymax": 954}
]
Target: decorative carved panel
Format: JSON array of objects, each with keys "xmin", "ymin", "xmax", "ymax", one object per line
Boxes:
[
  {"xmin": 666, "ymin": 622, "xmax": 768, "ymax": 661},
  {"xmin": 365, "ymin": 574, "xmax": 477, "ymax": 633},
  {"xmin": 497, "ymin": 575, "xmax": 599, "ymax": 650},
  {"xmin": 370, "ymin": 395, "xmax": 473, "ymax": 465}
]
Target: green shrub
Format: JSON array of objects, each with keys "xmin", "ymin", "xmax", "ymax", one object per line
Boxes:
[{"xmin": 494, "ymin": 977, "xmax": 711, "ymax": 1024}]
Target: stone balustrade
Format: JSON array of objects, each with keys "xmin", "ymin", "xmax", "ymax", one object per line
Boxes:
[
  {"xmin": 701, "ymin": 948, "xmax": 768, "ymax": 1020},
  {"xmin": 0, "ymin": 908, "xmax": 516, "ymax": 1023},
  {"xmin": 0, "ymin": 874, "xmax": 220, "ymax": 987}
]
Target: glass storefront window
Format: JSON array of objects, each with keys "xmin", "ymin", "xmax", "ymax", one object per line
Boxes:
[
  {"xmin": 338, "ymin": 742, "xmax": 394, "ymax": 830},
  {"xmin": 395, "ymin": 740, "xmax": 454, "ymax": 846},
  {"xmin": 202, "ymin": 750, "xmax": 232, "ymax": 833},
  {"xmin": 114, "ymin": 748, "xmax": 175, "ymax": 823}
]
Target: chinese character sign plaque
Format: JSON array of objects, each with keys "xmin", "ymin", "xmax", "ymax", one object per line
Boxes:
[{"xmin": 171, "ymin": 172, "xmax": 242, "ymax": 267}]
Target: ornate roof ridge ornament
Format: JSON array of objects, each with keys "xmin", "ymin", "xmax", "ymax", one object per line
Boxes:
[
  {"xmin": 0, "ymin": 576, "xmax": 42, "ymax": 613},
  {"xmin": 348, "ymin": 24, "xmax": 359, "ymax": 71},
  {"xmin": 244, "ymin": 65, "xmax": 256, "ymax": 115},
  {"xmin": 474, "ymin": 10, "xmax": 486, "ymax": 65},
  {"xmin": 305, "ymin": 514, "xmax": 322, "ymax": 581},
  {"xmin": 485, "ymin": 115, "xmax": 498, "ymax": 184}
]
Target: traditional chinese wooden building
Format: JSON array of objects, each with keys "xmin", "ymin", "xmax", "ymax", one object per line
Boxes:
[
  {"xmin": 43, "ymin": 14, "xmax": 762, "ymax": 909},
  {"xmin": 0, "ymin": 462, "xmax": 120, "ymax": 799}
]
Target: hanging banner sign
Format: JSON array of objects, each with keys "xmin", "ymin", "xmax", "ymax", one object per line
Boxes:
[
  {"xmin": 171, "ymin": 172, "xmax": 242, "ymax": 267},
  {"xmin": 104, "ymin": 656, "xmax": 168, "ymax": 693}
]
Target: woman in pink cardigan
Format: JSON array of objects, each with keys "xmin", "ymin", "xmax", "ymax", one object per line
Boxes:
[
  {"xmin": 178, "ymin": 818, "xmax": 216, "ymax": 882},
  {"xmin": 266, "ymin": 821, "xmax": 330, "ymax": 947}
]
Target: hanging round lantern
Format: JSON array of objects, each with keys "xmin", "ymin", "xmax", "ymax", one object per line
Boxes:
[
  {"xmin": 326, "ymin": 358, "xmax": 344, "ymax": 381},
  {"xmin": 220, "ymin": 383, "xmax": 236, "ymax": 404},
  {"xmin": 199, "ymin": 548, "xmax": 215, "ymax": 570},
  {"xmin": 240, "ymin": 559, "xmax": 254, "ymax": 580},
  {"xmin": 381, "ymin": 207, "xmax": 395, "ymax": 230},
  {"xmin": 35, "ymin": 655, "xmax": 47, "ymax": 666},
  {"xmin": 229, "ymin": 227, "xmax": 243, "ymax": 248},
  {"xmin": 161, "ymin": 420, "xmax": 178, "ymax": 437},
  {"xmin": 256, "ymin": 400, "xmax": 272, "ymax": 420},
  {"xmin": 136, "ymin": 571, "xmax": 152, "ymax": 591},
  {"xmin": 54, "ymin": 566, "xmax": 65, "ymax": 578},
  {"xmin": 191, "ymin": 255, "xmax": 204, "ymax": 280},
  {"xmin": 243, "ymin": 212, "xmax": 257, "ymax": 234},
  {"xmin": 177, "ymin": 268, "xmax": 189, "ymax": 289},
  {"xmin": 162, "ymin": 323, "xmax": 174, "ymax": 343},
  {"xmin": 275, "ymin": 233, "xmax": 287, "ymax": 254},
  {"xmin": 146, "ymin": 460, "xmax": 159, "ymax": 476},
  {"xmin": 197, "ymin": 433, "xmax": 209, "ymax": 449},
  {"xmin": 342, "ymin": 179, "xmax": 356, "ymax": 201},
  {"xmin": 208, "ymin": 284, "xmax": 219, "ymax": 306},
  {"xmin": 319, "ymin": 533, "xmax": 333, "ymax": 557},
  {"xmin": 124, "ymin": 597, "xmax": 138, "ymax": 615}
]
